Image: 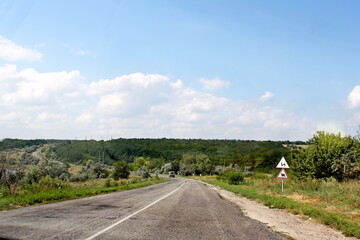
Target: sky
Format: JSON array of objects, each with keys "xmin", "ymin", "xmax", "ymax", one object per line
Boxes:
[{"xmin": 0, "ymin": 0, "xmax": 360, "ymax": 141}]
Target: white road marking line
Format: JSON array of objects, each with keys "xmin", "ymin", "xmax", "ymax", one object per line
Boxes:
[{"xmin": 84, "ymin": 182, "xmax": 185, "ymax": 240}]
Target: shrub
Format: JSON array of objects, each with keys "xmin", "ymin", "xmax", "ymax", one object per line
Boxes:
[
  {"xmin": 23, "ymin": 175, "xmax": 70, "ymax": 193},
  {"xmin": 112, "ymin": 160, "xmax": 130, "ymax": 180},
  {"xmin": 293, "ymin": 131, "xmax": 360, "ymax": 181},
  {"xmin": 217, "ymin": 168, "xmax": 244, "ymax": 185},
  {"xmin": 23, "ymin": 159, "xmax": 71, "ymax": 184},
  {"xmin": 135, "ymin": 166, "xmax": 151, "ymax": 178},
  {"xmin": 227, "ymin": 171, "xmax": 244, "ymax": 185},
  {"xmin": 128, "ymin": 177, "xmax": 142, "ymax": 184},
  {"xmin": 104, "ymin": 179, "xmax": 112, "ymax": 188},
  {"xmin": 75, "ymin": 160, "xmax": 109, "ymax": 181},
  {"xmin": 69, "ymin": 173, "xmax": 88, "ymax": 182},
  {"xmin": 118, "ymin": 179, "xmax": 128, "ymax": 185}
]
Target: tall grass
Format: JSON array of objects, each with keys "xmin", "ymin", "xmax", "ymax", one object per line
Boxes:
[{"xmin": 0, "ymin": 177, "xmax": 167, "ymax": 211}]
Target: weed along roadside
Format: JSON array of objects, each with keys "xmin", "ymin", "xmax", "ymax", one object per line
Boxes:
[
  {"xmin": 0, "ymin": 177, "xmax": 167, "ymax": 211},
  {"xmin": 193, "ymin": 175, "xmax": 360, "ymax": 239}
]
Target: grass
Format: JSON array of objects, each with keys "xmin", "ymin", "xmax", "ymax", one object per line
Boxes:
[
  {"xmin": 195, "ymin": 175, "xmax": 360, "ymax": 238},
  {"xmin": 0, "ymin": 177, "xmax": 167, "ymax": 211}
]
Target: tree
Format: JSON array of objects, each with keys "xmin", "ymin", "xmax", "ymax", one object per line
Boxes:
[
  {"xmin": 131, "ymin": 157, "xmax": 146, "ymax": 171},
  {"xmin": 0, "ymin": 154, "xmax": 24, "ymax": 195},
  {"xmin": 80, "ymin": 160, "xmax": 109, "ymax": 179},
  {"xmin": 135, "ymin": 166, "xmax": 151, "ymax": 178},
  {"xmin": 179, "ymin": 153, "xmax": 213, "ymax": 176},
  {"xmin": 293, "ymin": 131, "xmax": 360, "ymax": 181},
  {"xmin": 23, "ymin": 159, "xmax": 71, "ymax": 184},
  {"xmin": 112, "ymin": 161, "xmax": 130, "ymax": 180}
]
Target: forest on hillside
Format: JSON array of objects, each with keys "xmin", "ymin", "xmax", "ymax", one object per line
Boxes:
[
  {"xmin": 49, "ymin": 138, "xmax": 298, "ymax": 169},
  {"xmin": 0, "ymin": 138, "xmax": 65, "ymax": 151},
  {"xmin": 1, "ymin": 133, "xmax": 359, "ymax": 186}
]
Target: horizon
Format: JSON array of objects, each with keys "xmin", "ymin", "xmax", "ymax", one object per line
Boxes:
[{"xmin": 1, "ymin": 1, "xmax": 360, "ymax": 141}]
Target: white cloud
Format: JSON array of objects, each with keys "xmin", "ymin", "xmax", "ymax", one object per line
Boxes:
[
  {"xmin": 87, "ymin": 73, "xmax": 171, "ymax": 95},
  {"xmin": 2, "ymin": 67, "xmax": 85, "ymax": 107},
  {"xmin": 0, "ymin": 64, "xmax": 18, "ymax": 81},
  {"xmin": 97, "ymin": 93, "xmax": 125, "ymax": 115},
  {"xmin": 0, "ymin": 35, "xmax": 42, "ymax": 61},
  {"xmin": 199, "ymin": 78, "xmax": 230, "ymax": 91},
  {"xmin": 76, "ymin": 112, "xmax": 94, "ymax": 124},
  {"xmin": 0, "ymin": 112, "xmax": 30, "ymax": 123},
  {"xmin": 86, "ymin": 74, "xmax": 313, "ymax": 140},
  {"xmin": 347, "ymin": 85, "xmax": 360, "ymax": 108},
  {"xmin": 317, "ymin": 122, "xmax": 344, "ymax": 134},
  {"xmin": 36, "ymin": 112, "xmax": 67, "ymax": 122},
  {"xmin": 260, "ymin": 91, "xmax": 274, "ymax": 102},
  {"xmin": 0, "ymin": 112, "xmax": 31, "ymax": 129},
  {"xmin": 0, "ymin": 66, "xmax": 317, "ymax": 140}
]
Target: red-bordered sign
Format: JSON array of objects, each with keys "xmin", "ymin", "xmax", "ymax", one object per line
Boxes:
[{"xmin": 276, "ymin": 168, "xmax": 288, "ymax": 179}]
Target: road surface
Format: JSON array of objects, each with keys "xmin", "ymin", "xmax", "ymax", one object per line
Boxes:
[
  {"xmin": 32, "ymin": 148, "xmax": 44, "ymax": 161},
  {"xmin": 0, "ymin": 178, "xmax": 285, "ymax": 240}
]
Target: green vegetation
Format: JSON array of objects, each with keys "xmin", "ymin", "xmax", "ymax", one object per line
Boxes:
[
  {"xmin": 189, "ymin": 131, "xmax": 360, "ymax": 237},
  {"xmin": 217, "ymin": 168, "xmax": 245, "ymax": 185},
  {"xmin": 199, "ymin": 176, "xmax": 360, "ymax": 238},
  {"xmin": 51, "ymin": 138, "xmax": 293, "ymax": 169},
  {"xmin": 112, "ymin": 160, "xmax": 130, "ymax": 180},
  {"xmin": 0, "ymin": 177, "xmax": 167, "ymax": 211},
  {"xmin": 292, "ymin": 131, "xmax": 360, "ymax": 181},
  {"xmin": 1, "ymin": 130, "xmax": 359, "ymax": 238},
  {"xmin": 0, "ymin": 139, "xmax": 65, "ymax": 151}
]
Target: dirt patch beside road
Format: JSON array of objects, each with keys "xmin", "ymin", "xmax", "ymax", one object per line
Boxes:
[{"xmin": 203, "ymin": 181, "xmax": 358, "ymax": 240}]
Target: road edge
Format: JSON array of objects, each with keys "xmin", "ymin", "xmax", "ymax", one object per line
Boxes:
[{"xmin": 199, "ymin": 180, "xmax": 358, "ymax": 240}]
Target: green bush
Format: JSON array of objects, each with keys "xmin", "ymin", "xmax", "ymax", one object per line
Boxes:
[
  {"xmin": 118, "ymin": 179, "xmax": 128, "ymax": 185},
  {"xmin": 227, "ymin": 171, "xmax": 244, "ymax": 185},
  {"xmin": 23, "ymin": 175, "xmax": 70, "ymax": 193},
  {"xmin": 69, "ymin": 173, "xmax": 88, "ymax": 182},
  {"xmin": 103, "ymin": 179, "xmax": 120, "ymax": 188},
  {"xmin": 217, "ymin": 168, "xmax": 244, "ymax": 185},
  {"xmin": 292, "ymin": 131, "xmax": 360, "ymax": 181},
  {"xmin": 104, "ymin": 179, "xmax": 111, "ymax": 188},
  {"xmin": 134, "ymin": 166, "xmax": 151, "ymax": 178},
  {"xmin": 128, "ymin": 177, "xmax": 142, "ymax": 184},
  {"xmin": 112, "ymin": 160, "xmax": 130, "ymax": 180}
]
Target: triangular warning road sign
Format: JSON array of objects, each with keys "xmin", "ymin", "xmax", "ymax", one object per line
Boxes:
[
  {"xmin": 276, "ymin": 157, "xmax": 289, "ymax": 168},
  {"xmin": 276, "ymin": 168, "xmax": 289, "ymax": 179}
]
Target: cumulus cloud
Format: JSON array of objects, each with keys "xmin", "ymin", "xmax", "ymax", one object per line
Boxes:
[
  {"xmin": 2, "ymin": 67, "xmax": 85, "ymax": 107},
  {"xmin": 0, "ymin": 112, "xmax": 30, "ymax": 123},
  {"xmin": 87, "ymin": 73, "xmax": 172, "ymax": 95},
  {"xmin": 347, "ymin": 85, "xmax": 360, "ymax": 108},
  {"xmin": 76, "ymin": 112, "xmax": 94, "ymax": 124},
  {"xmin": 260, "ymin": 91, "xmax": 274, "ymax": 102},
  {"xmin": 0, "ymin": 66, "xmax": 316, "ymax": 140},
  {"xmin": 0, "ymin": 35, "xmax": 42, "ymax": 61},
  {"xmin": 0, "ymin": 64, "xmax": 18, "ymax": 81},
  {"xmin": 36, "ymin": 112, "xmax": 68, "ymax": 122},
  {"xmin": 84, "ymin": 73, "xmax": 313, "ymax": 139},
  {"xmin": 199, "ymin": 78, "xmax": 230, "ymax": 91}
]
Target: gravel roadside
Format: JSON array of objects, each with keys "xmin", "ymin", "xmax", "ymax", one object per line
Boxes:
[{"xmin": 202, "ymin": 181, "xmax": 358, "ymax": 240}]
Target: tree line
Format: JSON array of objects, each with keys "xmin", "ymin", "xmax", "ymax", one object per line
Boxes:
[{"xmin": 51, "ymin": 138, "xmax": 293, "ymax": 169}]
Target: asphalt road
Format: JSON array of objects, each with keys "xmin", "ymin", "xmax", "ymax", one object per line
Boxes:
[{"xmin": 0, "ymin": 178, "xmax": 285, "ymax": 240}]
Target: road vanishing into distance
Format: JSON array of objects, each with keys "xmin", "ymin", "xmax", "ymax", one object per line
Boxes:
[{"xmin": 0, "ymin": 178, "xmax": 285, "ymax": 240}]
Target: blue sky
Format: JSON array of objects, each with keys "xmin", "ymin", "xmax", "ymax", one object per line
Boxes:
[{"xmin": 0, "ymin": 0, "xmax": 360, "ymax": 140}]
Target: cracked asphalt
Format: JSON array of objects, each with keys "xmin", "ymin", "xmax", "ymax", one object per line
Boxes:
[{"xmin": 0, "ymin": 178, "xmax": 285, "ymax": 240}]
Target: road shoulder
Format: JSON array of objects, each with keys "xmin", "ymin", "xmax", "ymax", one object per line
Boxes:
[{"xmin": 201, "ymin": 181, "xmax": 358, "ymax": 240}]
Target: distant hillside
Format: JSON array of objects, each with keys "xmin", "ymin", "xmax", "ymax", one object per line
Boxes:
[
  {"xmin": 51, "ymin": 138, "xmax": 300, "ymax": 168},
  {"xmin": 0, "ymin": 138, "xmax": 65, "ymax": 151}
]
